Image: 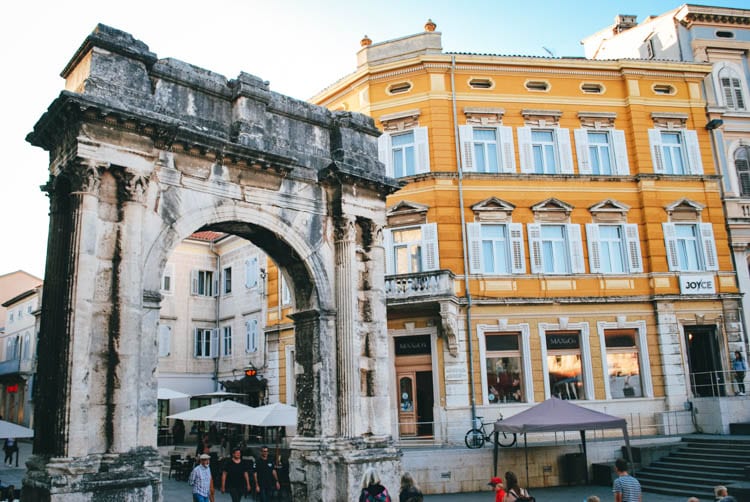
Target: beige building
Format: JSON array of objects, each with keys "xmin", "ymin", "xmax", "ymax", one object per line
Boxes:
[{"xmin": 0, "ymin": 270, "xmax": 42, "ymax": 333}]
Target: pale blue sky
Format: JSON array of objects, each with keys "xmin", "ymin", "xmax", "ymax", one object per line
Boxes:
[{"xmin": 2, "ymin": 0, "xmax": 748, "ymax": 278}]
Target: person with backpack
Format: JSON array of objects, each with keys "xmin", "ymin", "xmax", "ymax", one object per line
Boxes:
[
  {"xmin": 503, "ymin": 471, "xmax": 535, "ymax": 502},
  {"xmin": 399, "ymin": 472, "xmax": 423, "ymax": 502},
  {"xmin": 359, "ymin": 467, "xmax": 392, "ymax": 502}
]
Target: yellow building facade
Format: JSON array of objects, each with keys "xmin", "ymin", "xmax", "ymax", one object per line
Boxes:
[{"xmin": 268, "ymin": 23, "xmax": 744, "ymax": 445}]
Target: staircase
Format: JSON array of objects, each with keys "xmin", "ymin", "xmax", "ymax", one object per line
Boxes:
[{"xmin": 635, "ymin": 435, "xmax": 750, "ymax": 499}]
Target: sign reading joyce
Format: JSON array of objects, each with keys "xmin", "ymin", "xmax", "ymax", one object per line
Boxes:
[{"xmin": 679, "ymin": 274, "xmax": 715, "ymax": 295}]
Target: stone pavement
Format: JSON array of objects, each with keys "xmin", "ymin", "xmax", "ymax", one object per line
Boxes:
[{"xmin": 2, "ymin": 440, "xmax": 693, "ymax": 501}]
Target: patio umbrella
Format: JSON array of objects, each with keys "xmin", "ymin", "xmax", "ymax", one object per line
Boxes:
[
  {"xmin": 190, "ymin": 391, "xmax": 246, "ymax": 400},
  {"xmin": 157, "ymin": 387, "xmax": 190, "ymax": 400},
  {"xmin": 223, "ymin": 402, "xmax": 297, "ymax": 427},
  {"xmin": 167, "ymin": 399, "xmax": 255, "ymax": 422},
  {"xmin": 0, "ymin": 419, "xmax": 34, "ymax": 439}
]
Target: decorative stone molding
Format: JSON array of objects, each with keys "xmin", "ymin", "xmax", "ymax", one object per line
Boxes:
[
  {"xmin": 589, "ymin": 199, "xmax": 630, "ymax": 223},
  {"xmin": 69, "ymin": 160, "xmax": 103, "ymax": 194},
  {"xmin": 463, "ymin": 107, "xmax": 505, "ymax": 125},
  {"xmin": 577, "ymin": 111, "xmax": 617, "ymax": 129},
  {"xmin": 439, "ymin": 301, "xmax": 459, "ymax": 357},
  {"xmin": 471, "ymin": 197, "xmax": 516, "ymax": 222},
  {"xmin": 651, "ymin": 112, "xmax": 688, "ymax": 129},
  {"xmin": 386, "ymin": 200, "xmax": 429, "ymax": 227},
  {"xmin": 521, "ymin": 109, "xmax": 562, "ymax": 127},
  {"xmin": 379, "ymin": 109, "xmax": 421, "ymax": 132},
  {"xmin": 531, "ymin": 197, "xmax": 574, "ymax": 222},
  {"xmin": 665, "ymin": 198, "xmax": 704, "ymax": 221}
]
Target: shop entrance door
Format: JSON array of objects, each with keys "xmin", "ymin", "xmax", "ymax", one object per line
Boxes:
[
  {"xmin": 394, "ymin": 334, "xmax": 434, "ymax": 438},
  {"xmin": 684, "ymin": 326, "xmax": 725, "ymax": 397}
]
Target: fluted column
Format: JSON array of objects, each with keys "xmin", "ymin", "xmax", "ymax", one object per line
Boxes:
[{"xmin": 334, "ymin": 216, "xmax": 359, "ymax": 437}]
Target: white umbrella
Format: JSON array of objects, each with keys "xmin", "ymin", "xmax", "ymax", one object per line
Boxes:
[
  {"xmin": 157, "ymin": 387, "xmax": 190, "ymax": 400},
  {"xmin": 190, "ymin": 391, "xmax": 246, "ymax": 399},
  {"xmin": 0, "ymin": 419, "xmax": 34, "ymax": 439},
  {"xmin": 223, "ymin": 402, "xmax": 297, "ymax": 427},
  {"xmin": 167, "ymin": 400, "xmax": 254, "ymax": 422}
]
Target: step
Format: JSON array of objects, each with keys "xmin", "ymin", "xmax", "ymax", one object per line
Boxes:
[
  {"xmin": 643, "ymin": 463, "xmax": 745, "ymax": 478},
  {"xmin": 639, "ymin": 482, "xmax": 714, "ymax": 500},
  {"xmin": 667, "ymin": 451, "xmax": 748, "ymax": 463}
]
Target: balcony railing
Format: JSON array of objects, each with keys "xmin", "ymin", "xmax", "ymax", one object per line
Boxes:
[
  {"xmin": 0, "ymin": 358, "xmax": 34, "ymax": 376},
  {"xmin": 385, "ymin": 270, "xmax": 454, "ymax": 301}
]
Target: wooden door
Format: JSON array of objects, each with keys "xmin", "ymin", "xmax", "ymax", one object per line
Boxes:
[{"xmin": 397, "ymin": 373, "xmax": 416, "ymax": 436}]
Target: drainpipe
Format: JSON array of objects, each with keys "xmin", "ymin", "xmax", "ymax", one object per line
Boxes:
[
  {"xmin": 211, "ymin": 243, "xmax": 220, "ymax": 391},
  {"xmin": 451, "ymin": 55, "xmax": 478, "ymax": 426}
]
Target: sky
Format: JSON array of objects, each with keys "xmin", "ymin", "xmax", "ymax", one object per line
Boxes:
[{"xmin": 2, "ymin": 0, "xmax": 748, "ymax": 279}]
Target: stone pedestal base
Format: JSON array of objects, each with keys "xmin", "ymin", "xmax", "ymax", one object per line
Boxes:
[
  {"xmin": 290, "ymin": 436, "xmax": 401, "ymax": 502},
  {"xmin": 22, "ymin": 448, "xmax": 162, "ymax": 501}
]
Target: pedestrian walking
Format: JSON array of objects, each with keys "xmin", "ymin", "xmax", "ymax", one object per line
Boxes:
[
  {"xmin": 189, "ymin": 453, "xmax": 214, "ymax": 502},
  {"xmin": 253, "ymin": 445, "xmax": 280, "ymax": 502},
  {"xmin": 732, "ymin": 351, "xmax": 747, "ymax": 395},
  {"xmin": 613, "ymin": 458, "xmax": 641, "ymax": 502},
  {"xmin": 399, "ymin": 472, "xmax": 423, "ymax": 502},
  {"xmin": 221, "ymin": 447, "xmax": 251, "ymax": 502}
]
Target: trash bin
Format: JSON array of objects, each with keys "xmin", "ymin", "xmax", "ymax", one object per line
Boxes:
[
  {"xmin": 592, "ymin": 462, "xmax": 615, "ymax": 486},
  {"xmin": 561, "ymin": 452, "xmax": 586, "ymax": 485}
]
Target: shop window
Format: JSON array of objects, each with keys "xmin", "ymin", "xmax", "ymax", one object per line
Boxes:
[
  {"xmin": 484, "ymin": 333, "xmax": 524, "ymax": 404},
  {"xmin": 546, "ymin": 332, "xmax": 585, "ymax": 400},
  {"xmin": 605, "ymin": 330, "xmax": 643, "ymax": 399}
]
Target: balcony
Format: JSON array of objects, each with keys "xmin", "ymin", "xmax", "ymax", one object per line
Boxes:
[
  {"xmin": 0, "ymin": 358, "xmax": 34, "ymax": 377},
  {"xmin": 385, "ymin": 270, "xmax": 454, "ymax": 304}
]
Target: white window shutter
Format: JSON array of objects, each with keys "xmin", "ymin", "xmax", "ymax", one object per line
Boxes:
[
  {"xmin": 624, "ymin": 224, "xmax": 643, "ymax": 273},
  {"xmin": 574, "ymin": 129, "xmax": 592, "ymax": 175},
  {"xmin": 585, "ymin": 224, "xmax": 602, "ymax": 274},
  {"xmin": 414, "ymin": 127, "xmax": 431, "ymax": 174},
  {"xmin": 527, "ymin": 223, "xmax": 543, "ymax": 273},
  {"xmin": 250, "ymin": 319, "xmax": 259, "ymax": 353},
  {"xmin": 662, "ymin": 223, "xmax": 679, "ymax": 271},
  {"xmin": 684, "ymin": 129, "xmax": 703, "ymax": 175},
  {"xmin": 158, "ymin": 325, "xmax": 171, "ymax": 357},
  {"xmin": 378, "ymin": 133, "xmax": 393, "ymax": 177},
  {"xmin": 466, "ymin": 222, "xmax": 483, "ymax": 274},
  {"xmin": 499, "ymin": 126, "xmax": 516, "ymax": 173},
  {"xmin": 649, "ymin": 129, "xmax": 665, "ymax": 174},
  {"xmin": 246, "ymin": 258, "xmax": 258, "ymax": 288},
  {"xmin": 518, "ymin": 127, "xmax": 534, "ymax": 173},
  {"xmin": 509, "ymin": 223, "xmax": 526, "ymax": 274},
  {"xmin": 567, "ymin": 224, "xmax": 585, "ymax": 273},
  {"xmin": 699, "ymin": 223, "xmax": 719, "ymax": 271},
  {"xmin": 245, "ymin": 320, "xmax": 252, "ymax": 353},
  {"xmin": 210, "ymin": 329, "xmax": 219, "ymax": 358},
  {"xmin": 557, "ymin": 128, "xmax": 574, "ymax": 174},
  {"xmin": 190, "ymin": 270, "xmax": 199, "ymax": 295},
  {"xmin": 383, "ymin": 228, "xmax": 394, "ymax": 275},
  {"xmin": 421, "ymin": 222, "xmax": 439, "ymax": 271},
  {"xmin": 213, "ymin": 276, "xmax": 219, "ymax": 297},
  {"xmin": 612, "ymin": 129, "xmax": 630, "ymax": 175},
  {"xmin": 458, "ymin": 125, "xmax": 475, "ymax": 172}
]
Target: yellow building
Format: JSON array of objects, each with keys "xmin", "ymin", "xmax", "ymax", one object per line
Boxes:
[{"xmin": 267, "ymin": 21, "xmax": 745, "ymax": 447}]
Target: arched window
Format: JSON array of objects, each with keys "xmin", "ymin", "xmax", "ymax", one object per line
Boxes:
[
  {"xmin": 736, "ymin": 146, "xmax": 750, "ymax": 196},
  {"xmin": 719, "ymin": 67, "xmax": 746, "ymax": 111}
]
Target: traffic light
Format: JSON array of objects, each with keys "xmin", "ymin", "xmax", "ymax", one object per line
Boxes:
[{"xmin": 244, "ymin": 368, "xmax": 257, "ymax": 377}]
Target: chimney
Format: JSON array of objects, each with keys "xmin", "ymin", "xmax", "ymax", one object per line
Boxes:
[{"xmin": 614, "ymin": 14, "xmax": 638, "ymax": 34}]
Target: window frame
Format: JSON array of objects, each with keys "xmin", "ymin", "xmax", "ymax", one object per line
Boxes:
[
  {"xmin": 193, "ymin": 327, "xmax": 218, "ymax": 359},
  {"xmin": 161, "ymin": 263, "xmax": 174, "ymax": 294},
  {"xmin": 245, "ymin": 256, "xmax": 259, "ymax": 289},
  {"xmin": 648, "ymin": 128, "xmax": 703, "ymax": 175},
  {"xmin": 528, "ymin": 223, "xmax": 585, "ymax": 274},
  {"xmin": 158, "ymin": 324, "xmax": 172, "ymax": 358},
  {"xmin": 735, "ymin": 145, "xmax": 750, "ymax": 197},
  {"xmin": 574, "ymin": 128, "xmax": 629, "ymax": 175},
  {"xmin": 377, "ymin": 126, "xmax": 430, "ymax": 178},
  {"xmin": 458, "ymin": 125, "xmax": 516, "ymax": 174},
  {"xmin": 191, "ymin": 269, "xmax": 216, "ymax": 297},
  {"xmin": 518, "ymin": 126, "xmax": 574, "ymax": 175},
  {"xmin": 246, "ymin": 318, "xmax": 259, "ymax": 353},
  {"xmin": 597, "ymin": 319, "xmax": 652, "ymax": 399},
  {"xmin": 585, "ymin": 223, "xmax": 643, "ymax": 274},
  {"xmin": 476, "ymin": 321, "xmax": 533, "ymax": 405},
  {"xmin": 222, "ymin": 325, "xmax": 232, "ymax": 357},
  {"xmin": 663, "ymin": 222, "xmax": 718, "ymax": 272},
  {"xmin": 383, "ymin": 222, "xmax": 439, "ymax": 275},
  {"xmin": 539, "ymin": 321, "xmax": 593, "ymax": 400},
  {"xmin": 467, "ymin": 222, "xmax": 525, "ymax": 275}
]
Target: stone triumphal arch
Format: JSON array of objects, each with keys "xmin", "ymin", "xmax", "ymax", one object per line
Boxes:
[{"xmin": 25, "ymin": 24, "xmax": 401, "ymax": 501}]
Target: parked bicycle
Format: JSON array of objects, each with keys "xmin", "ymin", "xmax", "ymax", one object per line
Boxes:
[{"xmin": 464, "ymin": 414, "xmax": 517, "ymax": 448}]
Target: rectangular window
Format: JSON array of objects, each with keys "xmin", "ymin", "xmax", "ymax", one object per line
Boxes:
[
  {"xmin": 663, "ymin": 222, "xmax": 718, "ymax": 272},
  {"xmin": 193, "ymin": 328, "xmax": 217, "ymax": 358},
  {"xmin": 586, "ymin": 131, "xmax": 613, "ymax": 175},
  {"xmin": 721, "ymin": 76, "xmax": 745, "ymax": 111},
  {"xmin": 546, "ymin": 332, "xmax": 585, "ymax": 400},
  {"xmin": 223, "ymin": 267, "xmax": 232, "ymax": 295},
  {"xmin": 529, "ymin": 223, "xmax": 585, "ymax": 274},
  {"xmin": 467, "ymin": 223, "xmax": 525, "ymax": 275},
  {"xmin": 377, "ymin": 127, "xmax": 430, "ymax": 178},
  {"xmin": 605, "ymin": 330, "xmax": 643, "ymax": 399},
  {"xmin": 161, "ymin": 264, "xmax": 174, "ymax": 293},
  {"xmin": 531, "ymin": 129, "xmax": 558, "ymax": 174},
  {"xmin": 586, "ymin": 223, "xmax": 644, "ymax": 274},
  {"xmin": 245, "ymin": 257, "xmax": 259, "ymax": 288},
  {"xmin": 281, "ymin": 277, "xmax": 291, "ymax": 306},
  {"xmin": 191, "ymin": 270, "xmax": 215, "ymax": 297},
  {"xmin": 649, "ymin": 128, "xmax": 703, "ymax": 175},
  {"xmin": 246, "ymin": 318, "xmax": 259, "ymax": 353},
  {"xmin": 158, "ymin": 324, "xmax": 171, "ymax": 358},
  {"xmin": 384, "ymin": 223, "xmax": 439, "ymax": 275},
  {"xmin": 222, "ymin": 325, "xmax": 232, "ymax": 357},
  {"xmin": 473, "ymin": 128, "xmax": 499, "ymax": 173},
  {"xmin": 392, "ymin": 131, "xmax": 416, "ymax": 178},
  {"xmin": 485, "ymin": 333, "xmax": 525, "ymax": 403},
  {"xmin": 459, "ymin": 125, "xmax": 515, "ymax": 173}
]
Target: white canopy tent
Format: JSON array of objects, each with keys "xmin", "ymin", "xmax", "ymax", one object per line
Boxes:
[
  {"xmin": 157, "ymin": 387, "xmax": 190, "ymax": 400},
  {"xmin": 167, "ymin": 400, "xmax": 255, "ymax": 422},
  {"xmin": 0, "ymin": 419, "xmax": 34, "ymax": 439}
]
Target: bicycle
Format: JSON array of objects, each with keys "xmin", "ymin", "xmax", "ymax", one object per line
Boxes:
[{"xmin": 464, "ymin": 414, "xmax": 517, "ymax": 448}]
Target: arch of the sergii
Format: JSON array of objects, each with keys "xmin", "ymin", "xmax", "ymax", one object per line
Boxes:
[{"xmin": 24, "ymin": 23, "xmax": 401, "ymax": 501}]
